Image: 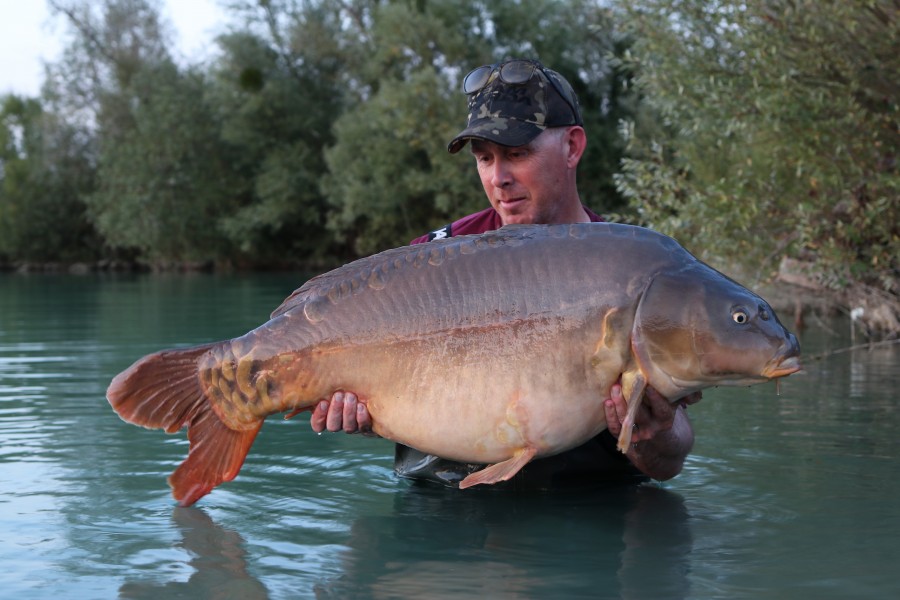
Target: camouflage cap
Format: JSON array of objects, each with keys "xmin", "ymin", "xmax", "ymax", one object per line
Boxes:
[{"xmin": 447, "ymin": 61, "xmax": 583, "ymax": 154}]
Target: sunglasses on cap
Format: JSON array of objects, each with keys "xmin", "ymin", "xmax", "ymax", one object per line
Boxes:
[{"xmin": 461, "ymin": 59, "xmax": 580, "ymax": 124}]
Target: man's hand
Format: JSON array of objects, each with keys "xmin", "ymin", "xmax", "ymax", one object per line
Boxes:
[
  {"xmin": 310, "ymin": 391, "xmax": 374, "ymax": 434},
  {"xmin": 603, "ymin": 384, "xmax": 700, "ymax": 444},
  {"xmin": 603, "ymin": 383, "xmax": 700, "ymax": 480}
]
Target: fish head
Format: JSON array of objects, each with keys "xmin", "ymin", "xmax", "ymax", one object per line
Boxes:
[{"xmin": 632, "ymin": 266, "xmax": 801, "ymax": 397}]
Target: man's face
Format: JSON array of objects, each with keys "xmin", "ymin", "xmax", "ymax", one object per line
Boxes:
[{"xmin": 470, "ymin": 129, "xmax": 573, "ymax": 225}]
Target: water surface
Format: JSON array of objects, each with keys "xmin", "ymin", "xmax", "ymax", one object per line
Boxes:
[{"xmin": 1, "ymin": 273, "xmax": 898, "ymax": 598}]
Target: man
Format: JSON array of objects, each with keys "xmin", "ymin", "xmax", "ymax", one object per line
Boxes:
[{"xmin": 311, "ymin": 59, "xmax": 699, "ymax": 487}]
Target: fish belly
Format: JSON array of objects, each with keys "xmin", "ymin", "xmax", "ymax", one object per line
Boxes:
[{"xmin": 291, "ymin": 316, "xmax": 615, "ymax": 464}]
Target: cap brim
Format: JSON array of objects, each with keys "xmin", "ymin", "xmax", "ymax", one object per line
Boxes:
[{"xmin": 447, "ymin": 117, "xmax": 545, "ymax": 154}]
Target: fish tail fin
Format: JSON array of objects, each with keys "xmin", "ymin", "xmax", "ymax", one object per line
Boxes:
[{"xmin": 107, "ymin": 343, "xmax": 262, "ymax": 506}]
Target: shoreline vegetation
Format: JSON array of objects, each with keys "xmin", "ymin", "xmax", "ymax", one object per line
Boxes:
[{"xmin": 1, "ymin": 1, "xmax": 896, "ymax": 338}]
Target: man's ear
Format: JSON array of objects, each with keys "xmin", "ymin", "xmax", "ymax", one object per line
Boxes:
[{"xmin": 565, "ymin": 126, "xmax": 587, "ymax": 168}]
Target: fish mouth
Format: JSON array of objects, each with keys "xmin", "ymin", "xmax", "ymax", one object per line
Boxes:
[{"xmin": 763, "ymin": 355, "xmax": 802, "ymax": 379}]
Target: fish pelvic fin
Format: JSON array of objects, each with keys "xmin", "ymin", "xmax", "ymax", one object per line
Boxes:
[
  {"xmin": 107, "ymin": 343, "xmax": 263, "ymax": 506},
  {"xmin": 458, "ymin": 447, "xmax": 538, "ymax": 489},
  {"xmin": 616, "ymin": 371, "xmax": 648, "ymax": 453}
]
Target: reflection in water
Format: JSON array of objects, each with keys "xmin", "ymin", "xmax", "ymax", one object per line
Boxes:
[
  {"xmin": 314, "ymin": 482, "xmax": 693, "ymax": 599},
  {"xmin": 849, "ymin": 346, "xmax": 868, "ymax": 399},
  {"xmin": 113, "ymin": 483, "xmax": 692, "ymax": 599},
  {"xmin": 118, "ymin": 508, "xmax": 269, "ymax": 600}
]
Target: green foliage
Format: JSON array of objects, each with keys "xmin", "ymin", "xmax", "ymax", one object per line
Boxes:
[
  {"xmin": 615, "ymin": 0, "xmax": 898, "ymax": 296},
  {"xmin": 210, "ymin": 28, "xmax": 343, "ymax": 265},
  {"xmin": 0, "ymin": 95, "xmax": 98, "ymax": 262},
  {"xmin": 85, "ymin": 64, "xmax": 237, "ymax": 263},
  {"xmin": 9, "ymin": 0, "xmax": 643, "ymax": 267},
  {"xmin": 323, "ymin": 67, "xmax": 481, "ymax": 254},
  {"xmin": 46, "ymin": 0, "xmax": 173, "ymax": 142},
  {"xmin": 320, "ymin": 1, "xmax": 483, "ymax": 254}
]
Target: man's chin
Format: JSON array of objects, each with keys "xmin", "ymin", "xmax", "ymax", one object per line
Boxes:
[{"xmin": 497, "ymin": 207, "xmax": 534, "ymax": 225}]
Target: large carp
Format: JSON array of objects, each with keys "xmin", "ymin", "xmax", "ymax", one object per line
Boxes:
[{"xmin": 108, "ymin": 223, "xmax": 800, "ymax": 506}]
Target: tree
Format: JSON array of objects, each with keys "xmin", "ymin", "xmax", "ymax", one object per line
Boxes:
[
  {"xmin": 85, "ymin": 64, "xmax": 238, "ymax": 264},
  {"xmin": 208, "ymin": 25, "xmax": 345, "ymax": 266},
  {"xmin": 323, "ymin": 65, "xmax": 481, "ymax": 254},
  {"xmin": 47, "ymin": 0, "xmax": 241, "ymax": 265},
  {"xmin": 46, "ymin": 0, "xmax": 173, "ymax": 140},
  {"xmin": 615, "ymin": 0, "xmax": 899, "ymax": 333},
  {"xmin": 0, "ymin": 95, "xmax": 98, "ymax": 263}
]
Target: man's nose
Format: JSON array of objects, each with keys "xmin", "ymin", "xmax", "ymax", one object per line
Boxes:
[{"xmin": 490, "ymin": 160, "xmax": 513, "ymax": 188}]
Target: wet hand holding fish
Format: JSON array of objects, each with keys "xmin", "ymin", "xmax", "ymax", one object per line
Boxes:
[{"xmin": 107, "ymin": 223, "xmax": 801, "ymax": 506}]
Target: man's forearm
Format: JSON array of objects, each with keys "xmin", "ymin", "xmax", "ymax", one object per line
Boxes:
[{"xmin": 625, "ymin": 406, "xmax": 694, "ymax": 481}]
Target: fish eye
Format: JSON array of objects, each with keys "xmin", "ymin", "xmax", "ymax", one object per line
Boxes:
[{"xmin": 732, "ymin": 310, "xmax": 749, "ymax": 324}]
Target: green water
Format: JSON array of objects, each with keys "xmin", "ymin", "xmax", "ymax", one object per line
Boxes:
[{"xmin": 1, "ymin": 273, "xmax": 898, "ymax": 599}]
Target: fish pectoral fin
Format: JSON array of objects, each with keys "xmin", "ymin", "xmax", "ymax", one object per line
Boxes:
[
  {"xmin": 616, "ymin": 371, "xmax": 648, "ymax": 453},
  {"xmin": 458, "ymin": 447, "xmax": 537, "ymax": 489}
]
